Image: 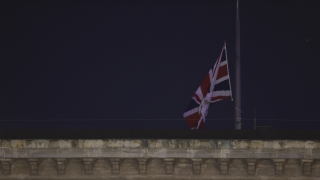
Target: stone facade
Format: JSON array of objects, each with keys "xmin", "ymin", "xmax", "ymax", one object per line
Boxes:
[{"xmin": 0, "ymin": 139, "xmax": 319, "ymax": 179}]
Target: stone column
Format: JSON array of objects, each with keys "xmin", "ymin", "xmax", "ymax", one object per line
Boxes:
[
  {"xmin": 55, "ymin": 158, "xmax": 67, "ymax": 175},
  {"xmin": 28, "ymin": 159, "xmax": 40, "ymax": 175},
  {"xmin": 191, "ymin": 159, "xmax": 202, "ymax": 175},
  {"xmin": 110, "ymin": 158, "xmax": 121, "ymax": 174},
  {"xmin": 219, "ymin": 158, "xmax": 230, "ymax": 175},
  {"xmin": 0, "ymin": 159, "xmax": 12, "ymax": 175},
  {"xmin": 273, "ymin": 159, "xmax": 285, "ymax": 175},
  {"xmin": 246, "ymin": 159, "xmax": 258, "ymax": 175},
  {"xmin": 137, "ymin": 158, "xmax": 149, "ymax": 174},
  {"xmin": 83, "ymin": 158, "xmax": 95, "ymax": 174},
  {"xmin": 301, "ymin": 159, "xmax": 313, "ymax": 176},
  {"xmin": 164, "ymin": 158, "xmax": 175, "ymax": 175}
]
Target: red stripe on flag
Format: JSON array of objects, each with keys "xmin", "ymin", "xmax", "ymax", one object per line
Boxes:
[
  {"xmin": 217, "ymin": 65, "xmax": 228, "ymax": 79},
  {"xmin": 185, "ymin": 112, "xmax": 200, "ymax": 129},
  {"xmin": 199, "ymin": 73, "xmax": 211, "ymax": 98}
]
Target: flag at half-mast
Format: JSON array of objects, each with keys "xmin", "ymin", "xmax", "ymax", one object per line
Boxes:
[{"xmin": 183, "ymin": 42, "xmax": 233, "ymax": 130}]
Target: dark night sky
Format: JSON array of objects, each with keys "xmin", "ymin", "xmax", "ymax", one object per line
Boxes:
[{"xmin": 1, "ymin": 0, "xmax": 319, "ymax": 130}]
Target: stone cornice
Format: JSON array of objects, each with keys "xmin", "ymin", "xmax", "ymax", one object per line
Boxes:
[
  {"xmin": 0, "ymin": 139, "xmax": 319, "ymax": 179},
  {"xmin": 1, "ymin": 139, "xmax": 319, "ymax": 159}
]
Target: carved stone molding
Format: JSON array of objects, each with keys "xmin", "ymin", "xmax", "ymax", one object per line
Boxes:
[
  {"xmin": 191, "ymin": 159, "xmax": 202, "ymax": 175},
  {"xmin": 164, "ymin": 158, "xmax": 175, "ymax": 175},
  {"xmin": 110, "ymin": 158, "xmax": 122, "ymax": 174},
  {"xmin": 83, "ymin": 158, "xmax": 95, "ymax": 174},
  {"xmin": 137, "ymin": 158, "xmax": 149, "ymax": 174},
  {"xmin": 55, "ymin": 158, "xmax": 68, "ymax": 175},
  {"xmin": 0, "ymin": 159, "xmax": 13, "ymax": 175},
  {"xmin": 301, "ymin": 159, "xmax": 314, "ymax": 176},
  {"xmin": 28, "ymin": 159, "xmax": 40, "ymax": 175},
  {"xmin": 219, "ymin": 158, "xmax": 230, "ymax": 175},
  {"xmin": 273, "ymin": 159, "xmax": 285, "ymax": 175},
  {"xmin": 246, "ymin": 159, "xmax": 258, "ymax": 175}
]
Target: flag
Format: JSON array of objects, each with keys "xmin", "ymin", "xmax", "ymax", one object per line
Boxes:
[{"xmin": 183, "ymin": 43, "xmax": 232, "ymax": 130}]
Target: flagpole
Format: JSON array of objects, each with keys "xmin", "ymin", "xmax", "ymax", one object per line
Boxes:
[{"xmin": 235, "ymin": 0, "xmax": 242, "ymax": 130}]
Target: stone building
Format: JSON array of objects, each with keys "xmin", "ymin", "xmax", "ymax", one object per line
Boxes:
[{"xmin": 0, "ymin": 130, "xmax": 319, "ymax": 179}]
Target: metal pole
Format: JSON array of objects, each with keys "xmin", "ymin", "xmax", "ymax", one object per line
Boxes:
[{"xmin": 235, "ymin": 0, "xmax": 242, "ymax": 130}]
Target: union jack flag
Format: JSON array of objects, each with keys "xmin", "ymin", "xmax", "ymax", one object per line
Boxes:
[{"xmin": 183, "ymin": 43, "xmax": 232, "ymax": 130}]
